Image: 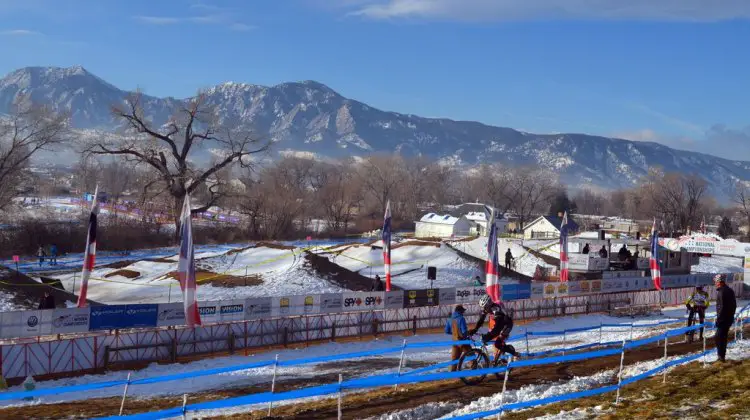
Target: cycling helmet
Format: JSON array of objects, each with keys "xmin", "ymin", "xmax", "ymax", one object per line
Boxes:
[{"xmin": 479, "ymin": 295, "xmax": 492, "ymax": 310}]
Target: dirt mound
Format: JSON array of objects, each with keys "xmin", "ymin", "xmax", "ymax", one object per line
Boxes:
[
  {"xmin": 146, "ymin": 257, "xmax": 175, "ymax": 264},
  {"xmin": 100, "ymin": 260, "xmax": 136, "ymax": 269},
  {"xmin": 104, "ymin": 269, "xmax": 140, "ymax": 279},
  {"xmin": 165, "ymin": 270, "xmax": 263, "ymax": 287},
  {"xmin": 0, "ymin": 266, "xmax": 99, "ymax": 309},
  {"xmin": 303, "ymin": 252, "xmax": 400, "ymax": 291},
  {"xmin": 256, "ymin": 242, "xmax": 296, "ymax": 250},
  {"xmin": 393, "ymin": 240, "xmax": 441, "ymax": 249}
]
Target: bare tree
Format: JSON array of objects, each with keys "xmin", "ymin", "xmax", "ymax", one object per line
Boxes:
[
  {"xmin": 83, "ymin": 92, "xmax": 269, "ymax": 236},
  {"xmin": 317, "ymin": 162, "xmax": 363, "ymax": 233},
  {"xmin": 733, "ymin": 182, "xmax": 750, "ymax": 236},
  {"xmin": 0, "ymin": 96, "xmax": 68, "ymax": 210},
  {"xmin": 643, "ymin": 170, "xmax": 708, "ymax": 232},
  {"xmin": 501, "ymin": 167, "xmax": 558, "ymax": 229},
  {"xmin": 358, "ymin": 155, "xmax": 406, "ymax": 216}
]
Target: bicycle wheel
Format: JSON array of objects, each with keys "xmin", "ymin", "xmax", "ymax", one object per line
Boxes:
[{"xmin": 458, "ymin": 349, "xmax": 490, "ymax": 385}]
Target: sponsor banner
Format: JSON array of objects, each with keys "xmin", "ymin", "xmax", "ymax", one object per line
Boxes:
[
  {"xmin": 501, "ymin": 284, "xmax": 518, "ymax": 300},
  {"xmin": 516, "ymin": 283, "xmax": 531, "ymax": 300},
  {"xmin": 566, "ymin": 281, "xmax": 582, "ymax": 296},
  {"xmin": 10, "ymin": 310, "xmax": 54, "ymax": 337},
  {"xmin": 402, "ymin": 289, "xmax": 440, "ymax": 308},
  {"xmin": 384, "ymin": 291, "xmax": 405, "ymax": 309},
  {"xmin": 589, "ymin": 257, "xmax": 609, "ymax": 271},
  {"xmin": 51, "ymin": 308, "xmax": 90, "ymax": 334},
  {"xmin": 156, "ymin": 303, "xmax": 185, "ymax": 327},
  {"xmin": 455, "ymin": 287, "xmax": 486, "ymax": 304},
  {"xmin": 90, "ymin": 306, "xmax": 127, "ymax": 330},
  {"xmin": 530, "ymin": 282, "xmax": 545, "ymax": 299},
  {"xmin": 439, "ymin": 287, "xmax": 456, "ymax": 306},
  {"xmin": 272, "ymin": 296, "xmax": 296, "ymax": 317},
  {"xmin": 567, "ymin": 254, "xmax": 588, "ymax": 271},
  {"xmin": 319, "ymin": 294, "xmax": 343, "ymax": 313},
  {"xmin": 125, "ymin": 304, "xmax": 158, "ymax": 328},
  {"xmin": 198, "ymin": 302, "xmax": 220, "ymax": 324},
  {"xmin": 590, "ymin": 279, "xmax": 603, "ymax": 293},
  {"xmin": 245, "ymin": 297, "xmax": 272, "ymax": 319},
  {"xmin": 543, "ymin": 283, "xmax": 557, "ymax": 298},
  {"xmin": 219, "ymin": 300, "xmax": 245, "ymax": 322},
  {"xmin": 342, "ymin": 292, "xmax": 385, "ymax": 311},
  {"xmin": 296, "ymin": 294, "xmax": 320, "ymax": 315},
  {"xmin": 556, "ymin": 282, "xmax": 569, "ymax": 297}
]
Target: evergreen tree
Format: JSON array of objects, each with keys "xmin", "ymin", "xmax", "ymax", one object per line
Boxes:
[{"xmin": 718, "ymin": 216, "xmax": 734, "ymax": 238}]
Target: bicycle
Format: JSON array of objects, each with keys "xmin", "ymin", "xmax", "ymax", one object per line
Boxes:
[{"xmin": 457, "ymin": 336, "xmax": 516, "ymax": 385}]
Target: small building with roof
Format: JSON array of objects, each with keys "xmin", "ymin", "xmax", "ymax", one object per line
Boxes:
[
  {"xmin": 447, "ymin": 202, "xmax": 507, "ymax": 236},
  {"xmin": 524, "ymin": 213, "xmax": 580, "ymax": 240},
  {"xmin": 414, "ymin": 213, "xmax": 472, "ymax": 238}
]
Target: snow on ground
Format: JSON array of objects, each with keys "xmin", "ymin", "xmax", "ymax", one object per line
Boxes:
[
  {"xmin": 0, "ymin": 292, "xmax": 21, "ymax": 312},
  {"xmin": 691, "ymin": 255, "xmax": 743, "ymax": 274},
  {"xmin": 0, "ymin": 303, "xmax": 720, "ymax": 410},
  {"xmin": 49, "ymin": 245, "xmax": 348, "ymax": 304},
  {"xmin": 455, "ymin": 237, "xmax": 552, "ymax": 278},
  {"xmin": 325, "ymin": 242, "xmax": 483, "ymax": 289}
]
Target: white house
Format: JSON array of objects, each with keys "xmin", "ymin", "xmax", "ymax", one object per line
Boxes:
[
  {"xmin": 523, "ymin": 214, "xmax": 580, "ymax": 240},
  {"xmin": 464, "ymin": 211, "xmax": 508, "ymax": 236},
  {"xmin": 415, "ymin": 213, "xmax": 472, "ymax": 238}
]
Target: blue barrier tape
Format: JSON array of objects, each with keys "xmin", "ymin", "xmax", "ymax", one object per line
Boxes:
[
  {"xmin": 278, "ymin": 346, "xmax": 404, "ymax": 367},
  {"xmin": 401, "ymin": 359, "xmax": 459, "ymax": 376}
]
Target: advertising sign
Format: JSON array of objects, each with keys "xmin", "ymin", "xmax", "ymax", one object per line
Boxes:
[
  {"xmin": 51, "ymin": 308, "xmax": 90, "ymax": 334},
  {"xmin": 124, "ymin": 304, "xmax": 158, "ymax": 328},
  {"xmin": 556, "ymin": 282, "xmax": 569, "ymax": 297},
  {"xmin": 501, "ymin": 284, "xmax": 519, "ymax": 300},
  {"xmin": 455, "ymin": 287, "xmax": 486, "ymax": 304},
  {"xmin": 90, "ymin": 306, "xmax": 127, "ymax": 330},
  {"xmin": 439, "ymin": 287, "xmax": 456, "ymax": 306},
  {"xmin": 530, "ymin": 283, "xmax": 545, "ymax": 299},
  {"xmin": 567, "ymin": 254, "xmax": 588, "ymax": 270},
  {"xmin": 244, "ymin": 297, "xmax": 272, "ymax": 319},
  {"xmin": 319, "ymin": 294, "xmax": 343, "ymax": 313},
  {"xmin": 516, "ymin": 283, "xmax": 532, "ymax": 300},
  {"xmin": 543, "ymin": 283, "xmax": 557, "ymax": 298},
  {"xmin": 402, "ymin": 289, "xmax": 439, "ymax": 308},
  {"xmin": 342, "ymin": 292, "xmax": 385, "ymax": 311},
  {"xmin": 156, "ymin": 303, "xmax": 185, "ymax": 327},
  {"xmin": 198, "ymin": 302, "xmax": 220, "ymax": 324},
  {"xmin": 17, "ymin": 310, "xmax": 53, "ymax": 337},
  {"xmin": 219, "ymin": 300, "xmax": 245, "ymax": 322},
  {"xmin": 384, "ymin": 291, "xmax": 405, "ymax": 309},
  {"xmin": 272, "ymin": 296, "xmax": 295, "ymax": 317}
]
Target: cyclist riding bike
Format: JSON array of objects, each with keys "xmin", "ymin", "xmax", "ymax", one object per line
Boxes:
[{"xmin": 468, "ymin": 295, "xmax": 520, "ymax": 360}]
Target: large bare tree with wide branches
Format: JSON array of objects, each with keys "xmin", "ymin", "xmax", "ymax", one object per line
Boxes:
[
  {"xmin": 83, "ymin": 92, "xmax": 269, "ymax": 236},
  {"xmin": 0, "ymin": 96, "xmax": 69, "ymax": 211}
]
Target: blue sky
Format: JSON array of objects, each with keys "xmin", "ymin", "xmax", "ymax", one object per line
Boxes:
[{"xmin": 1, "ymin": 0, "xmax": 750, "ymax": 159}]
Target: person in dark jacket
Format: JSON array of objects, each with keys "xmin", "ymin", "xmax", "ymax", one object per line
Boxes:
[
  {"xmin": 582, "ymin": 243, "xmax": 590, "ymax": 255},
  {"xmin": 504, "ymin": 248, "xmax": 514, "ymax": 272},
  {"xmin": 713, "ymin": 274, "xmax": 736, "ymax": 362},
  {"xmin": 371, "ymin": 275, "xmax": 384, "ymax": 291},
  {"xmin": 598, "ymin": 246, "xmax": 608, "ymax": 259},
  {"xmin": 38, "ymin": 291, "xmax": 55, "ymax": 310},
  {"xmin": 445, "ymin": 305, "xmax": 470, "ymax": 371},
  {"xmin": 468, "ymin": 295, "xmax": 519, "ymax": 360}
]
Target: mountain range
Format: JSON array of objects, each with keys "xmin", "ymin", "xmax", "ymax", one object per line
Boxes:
[{"xmin": 1, "ymin": 65, "xmax": 748, "ymax": 197}]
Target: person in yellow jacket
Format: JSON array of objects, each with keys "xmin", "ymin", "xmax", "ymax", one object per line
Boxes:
[{"xmin": 685, "ymin": 285, "xmax": 710, "ymax": 342}]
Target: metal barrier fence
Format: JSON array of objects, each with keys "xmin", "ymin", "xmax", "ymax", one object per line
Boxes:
[{"xmin": 2, "ymin": 282, "xmax": 740, "ymax": 382}]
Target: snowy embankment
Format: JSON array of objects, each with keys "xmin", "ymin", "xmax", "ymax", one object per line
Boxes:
[
  {"xmin": 0, "ymin": 303, "xmax": 721, "ymax": 410},
  {"xmin": 453, "ymin": 237, "xmax": 552, "ymax": 279},
  {"xmin": 323, "ymin": 242, "xmax": 482, "ymax": 289},
  {"xmin": 49, "ymin": 245, "xmax": 347, "ymax": 304}
]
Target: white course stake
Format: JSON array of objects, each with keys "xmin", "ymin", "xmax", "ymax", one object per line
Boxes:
[
  {"xmin": 499, "ymin": 356, "xmax": 513, "ymax": 409},
  {"xmin": 525, "ymin": 329, "xmax": 530, "ymax": 355},
  {"xmin": 598, "ymin": 322, "xmax": 603, "ymax": 346},
  {"xmin": 662, "ymin": 332, "xmax": 668, "ymax": 384},
  {"xmin": 118, "ymin": 372, "xmax": 132, "ymax": 416},
  {"xmin": 337, "ymin": 374, "xmax": 343, "ymax": 420},
  {"xmin": 703, "ymin": 326, "xmax": 708, "ymax": 367},
  {"xmin": 615, "ymin": 339, "xmax": 626, "ymax": 405},
  {"xmin": 267, "ymin": 354, "xmax": 280, "ymax": 416},
  {"xmin": 394, "ymin": 339, "xmax": 407, "ymax": 390},
  {"xmin": 562, "ymin": 331, "xmax": 567, "ymax": 356},
  {"xmin": 181, "ymin": 394, "xmax": 188, "ymax": 420}
]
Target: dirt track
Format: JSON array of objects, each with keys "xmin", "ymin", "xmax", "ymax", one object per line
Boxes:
[{"xmin": 0, "ymin": 333, "xmax": 734, "ymax": 419}]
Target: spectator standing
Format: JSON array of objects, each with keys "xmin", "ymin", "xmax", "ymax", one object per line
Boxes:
[
  {"xmin": 49, "ymin": 244, "xmax": 58, "ymax": 266},
  {"xmin": 504, "ymin": 248, "xmax": 514, "ymax": 272},
  {"xmin": 445, "ymin": 305, "xmax": 470, "ymax": 371},
  {"xmin": 714, "ymin": 274, "xmax": 737, "ymax": 362},
  {"xmin": 38, "ymin": 291, "xmax": 55, "ymax": 309},
  {"xmin": 37, "ymin": 245, "xmax": 46, "ymax": 267}
]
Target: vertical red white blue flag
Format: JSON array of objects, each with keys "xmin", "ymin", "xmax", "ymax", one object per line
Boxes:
[
  {"xmin": 382, "ymin": 200, "xmax": 392, "ymax": 292},
  {"xmin": 77, "ymin": 186, "xmax": 99, "ymax": 308},
  {"xmin": 178, "ymin": 193, "xmax": 201, "ymax": 327},
  {"xmin": 485, "ymin": 206, "xmax": 501, "ymax": 303},
  {"xmin": 650, "ymin": 219, "xmax": 663, "ymax": 291},
  {"xmin": 559, "ymin": 211, "xmax": 569, "ymax": 282}
]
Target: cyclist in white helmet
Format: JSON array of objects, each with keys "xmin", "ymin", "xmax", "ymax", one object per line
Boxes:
[{"xmin": 468, "ymin": 295, "xmax": 519, "ymax": 359}]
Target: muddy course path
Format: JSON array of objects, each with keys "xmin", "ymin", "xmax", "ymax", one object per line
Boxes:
[{"xmin": 1, "ymin": 333, "xmax": 735, "ymax": 420}]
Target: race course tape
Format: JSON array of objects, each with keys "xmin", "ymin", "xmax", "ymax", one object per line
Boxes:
[
  {"xmin": 0, "ymin": 320, "xmax": 705, "ymax": 402},
  {"xmin": 102, "ymin": 322, "xmax": 727, "ymax": 419}
]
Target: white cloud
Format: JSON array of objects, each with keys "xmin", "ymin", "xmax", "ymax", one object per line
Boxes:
[
  {"xmin": 134, "ymin": 16, "xmax": 181, "ymax": 25},
  {"xmin": 0, "ymin": 29, "xmax": 42, "ymax": 36},
  {"xmin": 346, "ymin": 0, "xmax": 750, "ymax": 22},
  {"xmin": 229, "ymin": 23, "xmax": 255, "ymax": 32}
]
